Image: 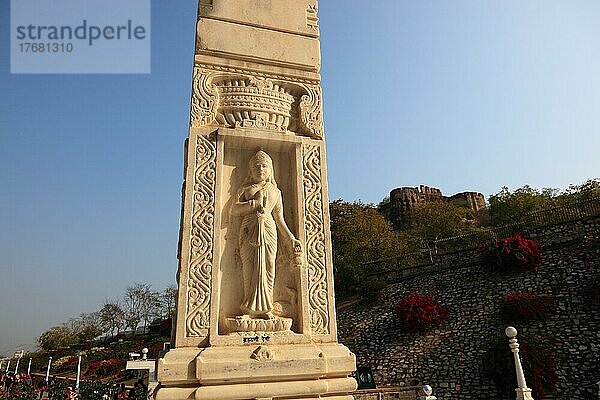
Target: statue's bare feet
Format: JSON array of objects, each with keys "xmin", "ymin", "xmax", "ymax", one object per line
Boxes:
[{"xmin": 258, "ymin": 312, "xmax": 276, "ymax": 320}]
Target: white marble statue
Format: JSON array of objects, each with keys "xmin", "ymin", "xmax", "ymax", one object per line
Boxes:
[{"xmin": 230, "ymin": 151, "xmax": 301, "ymax": 320}]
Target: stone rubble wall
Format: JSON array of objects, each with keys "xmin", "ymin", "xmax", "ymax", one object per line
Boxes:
[{"xmin": 338, "ymin": 217, "xmax": 600, "ymax": 400}]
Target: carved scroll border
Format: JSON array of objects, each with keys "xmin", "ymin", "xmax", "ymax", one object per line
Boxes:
[
  {"xmin": 190, "ymin": 66, "xmax": 219, "ymax": 128},
  {"xmin": 298, "ymin": 83, "xmax": 323, "ymax": 140},
  {"xmin": 302, "ymin": 144, "xmax": 330, "ymax": 335},
  {"xmin": 185, "ymin": 134, "xmax": 217, "ymax": 338}
]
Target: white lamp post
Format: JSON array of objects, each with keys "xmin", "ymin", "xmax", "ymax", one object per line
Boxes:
[
  {"xmin": 6, "ymin": 360, "xmax": 10, "ymax": 373},
  {"xmin": 505, "ymin": 327, "xmax": 535, "ymax": 400},
  {"xmin": 420, "ymin": 385, "xmax": 438, "ymax": 400},
  {"xmin": 14, "ymin": 358, "xmax": 20, "ymax": 374},
  {"xmin": 27, "ymin": 358, "xmax": 32, "ymax": 375},
  {"xmin": 45, "ymin": 357, "xmax": 52, "ymax": 383},
  {"xmin": 75, "ymin": 355, "xmax": 82, "ymax": 390}
]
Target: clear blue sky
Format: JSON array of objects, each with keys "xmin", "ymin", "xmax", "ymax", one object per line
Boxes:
[{"xmin": 1, "ymin": 0, "xmax": 599, "ymax": 355}]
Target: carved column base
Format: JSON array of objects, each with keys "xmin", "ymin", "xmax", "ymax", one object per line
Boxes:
[
  {"xmin": 156, "ymin": 343, "xmax": 356, "ymax": 400},
  {"xmin": 515, "ymin": 388, "xmax": 535, "ymax": 400},
  {"xmin": 224, "ymin": 315, "xmax": 293, "ymax": 333}
]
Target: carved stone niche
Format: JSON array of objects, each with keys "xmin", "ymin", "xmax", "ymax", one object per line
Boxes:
[
  {"xmin": 190, "ymin": 67, "xmax": 324, "ymax": 140},
  {"xmin": 214, "ymin": 131, "xmax": 309, "ymax": 342}
]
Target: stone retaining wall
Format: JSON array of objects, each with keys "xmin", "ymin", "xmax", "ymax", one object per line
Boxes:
[{"xmin": 338, "ymin": 217, "xmax": 600, "ymax": 400}]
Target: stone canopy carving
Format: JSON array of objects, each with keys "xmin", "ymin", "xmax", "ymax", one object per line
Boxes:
[
  {"xmin": 190, "ymin": 65, "xmax": 324, "ymax": 139},
  {"xmin": 215, "ymin": 77, "xmax": 295, "ymax": 131}
]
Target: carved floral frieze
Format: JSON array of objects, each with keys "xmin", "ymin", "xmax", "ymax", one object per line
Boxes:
[{"xmin": 190, "ymin": 64, "xmax": 323, "ymax": 139}]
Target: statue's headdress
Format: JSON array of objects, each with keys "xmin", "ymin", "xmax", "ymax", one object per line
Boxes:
[
  {"xmin": 247, "ymin": 150, "xmax": 276, "ymax": 185},
  {"xmin": 249, "ymin": 150, "xmax": 272, "ymax": 168}
]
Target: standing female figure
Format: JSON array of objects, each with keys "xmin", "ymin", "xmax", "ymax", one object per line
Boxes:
[{"xmin": 230, "ymin": 151, "xmax": 301, "ymax": 319}]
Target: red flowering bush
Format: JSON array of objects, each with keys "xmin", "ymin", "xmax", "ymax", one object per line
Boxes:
[
  {"xmin": 394, "ymin": 293, "xmax": 448, "ymax": 331},
  {"xmin": 501, "ymin": 293, "xmax": 555, "ymax": 321},
  {"xmin": 53, "ymin": 356, "xmax": 79, "ymax": 373},
  {"xmin": 79, "ymin": 381, "xmax": 114, "ymax": 400},
  {"xmin": 85, "ymin": 358, "xmax": 126, "ymax": 378},
  {"xmin": 45, "ymin": 379, "xmax": 70, "ymax": 400},
  {"xmin": 148, "ymin": 343, "xmax": 164, "ymax": 359},
  {"xmin": 0, "ymin": 381, "xmax": 38, "ymax": 400},
  {"xmin": 482, "ymin": 234, "xmax": 542, "ymax": 272}
]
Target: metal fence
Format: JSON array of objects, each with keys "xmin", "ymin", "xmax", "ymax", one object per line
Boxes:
[
  {"xmin": 363, "ymin": 196, "xmax": 600, "ymax": 275},
  {"xmin": 363, "ymin": 250, "xmax": 432, "ymax": 278},
  {"xmin": 522, "ymin": 196, "xmax": 600, "ymax": 227},
  {"xmin": 433, "ymin": 196, "xmax": 599, "ymax": 253},
  {"xmin": 431, "ymin": 222, "xmax": 524, "ymax": 254}
]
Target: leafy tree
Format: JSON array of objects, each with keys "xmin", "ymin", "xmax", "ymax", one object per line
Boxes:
[
  {"xmin": 123, "ymin": 283, "xmax": 147, "ymax": 331},
  {"xmin": 123, "ymin": 282, "xmax": 160, "ymax": 332},
  {"xmin": 98, "ymin": 300, "xmax": 125, "ymax": 336},
  {"xmin": 330, "ymin": 200, "xmax": 420, "ymax": 299},
  {"xmin": 64, "ymin": 312, "xmax": 103, "ymax": 343},
  {"xmin": 38, "ymin": 325, "xmax": 77, "ymax": 351},
  {"xmin": 74, "ymin": 312, "xmax": 104, "ymax": 342},
  {"xmin": 407, "ymin": 201, "xmax": 483, "ymax": 241},
  {"xmin": 378, "ymin": 195, "xmax": 390, "ymax": 207},
  {"xmin": 377, "ymin": 195, "xmax": 393, "ymax": 221},
  {"xmin": 478, "ymin": 179, "xmax": 598, "ymax": 228},
  {"xmin": 160, "ymin": 284, "xmax": 178, "ymax": 319},
  {"xmin": 139, "ymin": 288, "xmax": 161, "ymax": 332},
  {"xmin": 488, "ymin": 185, "xmax": 558, "ymax": 225},
  {"xmin": 560, "ymin": 178, "xmax": 600, "ymax": 202}
]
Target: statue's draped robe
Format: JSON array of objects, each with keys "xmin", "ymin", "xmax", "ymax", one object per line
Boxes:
[{"xmin": 237, "ymin": 182, "xmax": 283, "ymax": 315}]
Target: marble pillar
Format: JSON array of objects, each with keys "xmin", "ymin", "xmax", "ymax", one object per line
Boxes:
[{"xmin": 156, "ymin": 2, "xmax": 356, "ymax": 399}]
